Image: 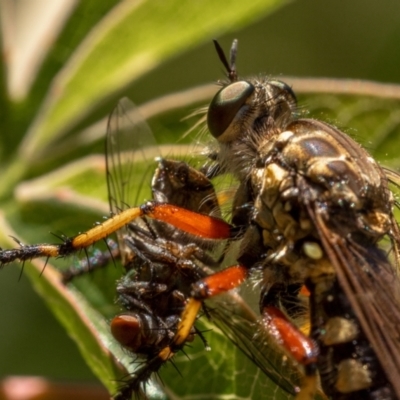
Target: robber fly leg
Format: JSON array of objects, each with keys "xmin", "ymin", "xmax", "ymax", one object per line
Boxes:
[
  {"xmin": 130, "ymin": 263, "xmax": 248, "ymax": 371},
  {"xmin": 173, "ymin": 265, "xmax": 248, "ymax": 347},
  {"xmin": 62, "ymin": 239, "xmax": 120, "ymax": 283},
  {"xmin": 140, "ymin": 202, "xmax": 231, "ymax": 240},
  {"xmin": 261, "ymin": 287, "xmax": 319, "ymax": 400}
]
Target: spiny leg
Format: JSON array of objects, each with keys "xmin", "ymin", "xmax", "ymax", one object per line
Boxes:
[
  {"xmin": 61, "ymin": 238, "xmax": 119, "ymax": 283},
  {"xmin": 0, "ymin": 202, "xmax": 231, "ymax": 266},
  {"xmin": 261, "ymin": 306, "xmax": 319, "ymax": 400},
  {"xmin": 174, "ymin": 265, "xmax": 248, "ymax": 346}
]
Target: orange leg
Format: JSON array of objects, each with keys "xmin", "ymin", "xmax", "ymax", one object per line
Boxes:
[
  {"xmin": 0, "ymin": 202, "xmax": 232, "ymax": 265},
  {"xmin": 261, "ymin": 306, "xmax": 319, "ymax": 400},
  {"xmin": 261, "ymin": 306, "xmax": 318, "ymax": 365},
  {"xmin": 174, "ymin": 265, "xmax": 248, "ymax": 346}
]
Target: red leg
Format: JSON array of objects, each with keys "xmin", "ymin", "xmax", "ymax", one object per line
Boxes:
[
  {"xmin": 72, "ymin": 202, "xmax": 231, "ymax": 249},
  {"xmin": 174, "ymin": 265, "xmax": 248, "ymax": 346},
  {"xmin": 261, "ymin": 306, "xmax": 317, "ymax": 365},
  {"xmin": 261, "ymin": 306, "xmax": 320, "ymax": 400},
  {"xmin": 141, "ymin": 202, "xmax": 231, "ymax": 239},
  {"xmin": 0, "ymin": 202, "xmax": 232, "ymax": 265}
]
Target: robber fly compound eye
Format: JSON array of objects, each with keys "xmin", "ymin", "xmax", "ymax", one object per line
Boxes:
[{"xmin": 207, "ymin": 81, "xmax": 254, "ymax": 141}]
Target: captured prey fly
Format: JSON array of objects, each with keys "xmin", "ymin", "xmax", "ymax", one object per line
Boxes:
[
  {"xmin": 1, "ymin": 38, "xmax": 400, "ymax": 400},
  {"xmin": 104, "ymin": 99, "xmax": 228, "ymax": 399}
]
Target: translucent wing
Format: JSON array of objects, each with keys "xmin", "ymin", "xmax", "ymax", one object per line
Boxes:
[
  {"xmin": 305, "ymin": 168, "xmax": 400, "ymax": 397},
  {"xmin": 106, "ymin": 98, "xmax": 159, "ymax": 262},
  {"xmin": 207, "ymin": 292, "xmax": 305, "ymax": 397}
]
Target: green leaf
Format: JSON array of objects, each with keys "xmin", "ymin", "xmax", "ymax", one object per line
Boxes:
[
  {"xmin": 18, "ymin": 0, "xmax": 286, "ymax": 163},
  {"xmin": 0, "ymin": 217, "xmax": 124, "ymax": 394}
]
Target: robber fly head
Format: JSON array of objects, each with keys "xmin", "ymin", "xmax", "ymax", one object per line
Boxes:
[{"xmin": 207, "ymin": 40, "xmax": 297, "ymax": 144}]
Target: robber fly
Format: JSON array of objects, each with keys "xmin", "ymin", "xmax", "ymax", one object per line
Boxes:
[
  {"xmin": 1, "ymin": 39, "xmax": 400, "ymax": 400},
  {"xmin": 171, "ymin": 40, "xmax": 400, "ymax": 399}
]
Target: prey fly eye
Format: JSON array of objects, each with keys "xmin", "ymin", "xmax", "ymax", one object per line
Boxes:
[{"xmin": 207, "ymin": 80, "xmax": 254, "ymax": 140}]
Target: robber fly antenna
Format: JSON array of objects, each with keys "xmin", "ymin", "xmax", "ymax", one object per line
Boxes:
[
  {"xmin": 213, "ymin": 39, "xmax": 238, "ymax": 82},
  {"xmin": 229, "ymin": 39, "xmax": 238, "ymax": 81}
]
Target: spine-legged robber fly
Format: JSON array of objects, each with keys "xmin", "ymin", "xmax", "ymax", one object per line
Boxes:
[{"xmin": 1, "ymin": 39, "xmax": 400, "ymax": 400}]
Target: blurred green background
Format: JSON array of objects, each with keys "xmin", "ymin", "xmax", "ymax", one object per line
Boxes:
[{"xmin": 1, "ymin": 0, "xmax": 400, "ymax": 390}]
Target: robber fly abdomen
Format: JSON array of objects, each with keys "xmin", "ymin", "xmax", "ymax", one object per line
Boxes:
[{"xmin": 308, "ymin": 277, "xmax": 395, "ymax": 399}]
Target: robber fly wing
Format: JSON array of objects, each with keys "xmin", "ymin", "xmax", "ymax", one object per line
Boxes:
[
  {"xmin": 384, "ymin": 167, "xmax": 400, "ymax": 209},
  {"xmin": 383, "ymin": 167, "xmax": 400, "ymax": 272},
  {"xmin": 308, "ymin": 196, "xmax": 400, "ymax": 397},
  {"xmin": 106, "ymin": 98, "xmax": 159, "ymax": 258},
  {"xmin": 207, "ymin": 293, "xmax": 304, "ymax": 396}
]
